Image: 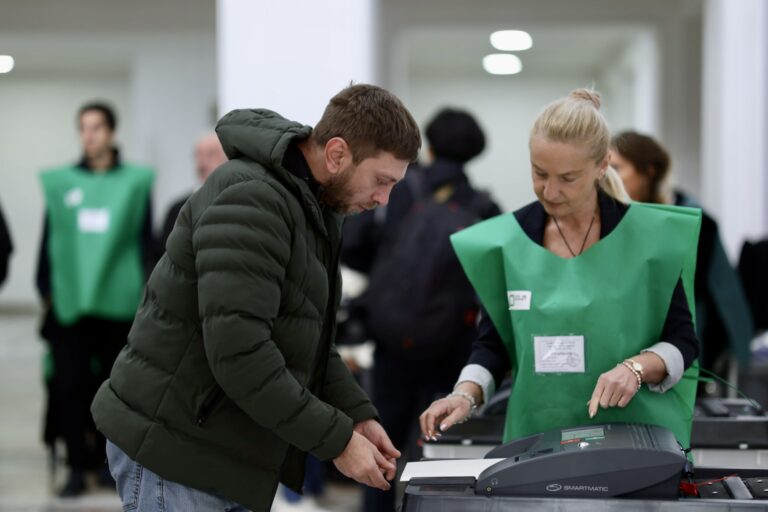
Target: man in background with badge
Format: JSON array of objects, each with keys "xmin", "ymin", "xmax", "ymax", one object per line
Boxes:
[{"xmin": 36, "ymin": 102, "xmax": 154, "ymax": 497}]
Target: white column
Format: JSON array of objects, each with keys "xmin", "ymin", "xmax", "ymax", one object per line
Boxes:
[
  {"xmin": 131, "ymin": 36, "xmax": 218, "ymax": 224},
  {"xmin": 701, "ymin": 0, "xmax": 768, "ymax": 260},
  {"xmin": 217, "ymin": 0, "xmax": 378, "ymax": 126},
  {"xmin": 631, "ymin": 30, "xmax": 660, "ymax": 137}
]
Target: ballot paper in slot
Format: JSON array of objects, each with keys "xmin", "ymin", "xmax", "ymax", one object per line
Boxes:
[{"xmin": 400, "ymin": 458, "xmax": 505, "ymax": 482}]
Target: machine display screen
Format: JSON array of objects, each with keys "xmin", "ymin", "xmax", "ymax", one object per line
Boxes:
[{"xmin": 562, "ymin": 426, "xmax": 605, "ymax": 441}]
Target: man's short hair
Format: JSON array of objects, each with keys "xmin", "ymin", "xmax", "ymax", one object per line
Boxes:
[
  {"xmin": 426, "ymin": 108, "xmax": 485, "ymax": 164},
  {"xmin": 78, "ymin": 102, "xmax": 117, "ymax": 132},
  {"xmin": 312, "ymin": 84, "xmax": 421, "ymax": 164}
]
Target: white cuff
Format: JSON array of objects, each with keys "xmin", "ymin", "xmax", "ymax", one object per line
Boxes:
[
  {"xmin": 642, "ymin": 342, "xmax": 684, "ymax": 393},
  {"xmin": 455, "ymin": 364, "xmax": 496, "ymax": 413}
]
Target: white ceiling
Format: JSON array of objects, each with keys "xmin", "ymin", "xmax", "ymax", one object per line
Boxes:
[
  {"xmin": 405, "ymin": 25, "xmax": 641, "ymax": 79},
  {"xmin": 0, "ymin": 0, "xmax": 214, "ymax": 33},
  {"xmin": 379, "ymin": 0, "xmax": 702, "ymax": 94},
  {"xmin": 0, "ymin": 0, "xmax": 697, "ymax": 83},
  {"xmin": 0, "ymin": 0, "xmax": 215, "ymax": 76}
]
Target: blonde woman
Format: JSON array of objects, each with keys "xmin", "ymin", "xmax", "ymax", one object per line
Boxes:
[{"xmin": 420, "ymin": 89, "xmax": 701, "ymax": 449}]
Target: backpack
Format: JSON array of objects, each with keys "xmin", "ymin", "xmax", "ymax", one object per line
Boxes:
[{"xmin": 364, "ymin": 173, "xmax": 493, "ymax": 361}]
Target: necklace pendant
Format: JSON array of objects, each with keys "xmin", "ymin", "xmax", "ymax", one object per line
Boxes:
[{"xmin": 552, "ymin": 214, "xmax": 597, "ymax": 257}]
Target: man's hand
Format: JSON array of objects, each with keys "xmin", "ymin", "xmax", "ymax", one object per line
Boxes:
[
  {"xmin": 354, "ymin": 419, "xmax": 400, "ymax": 480},
  {"xmin": 588, "ymin": 364, "xmax": 639, "ymax": 418},
  {"xmin": 333, "ymin": 431, "xmax": 395, "ymax": 490}
]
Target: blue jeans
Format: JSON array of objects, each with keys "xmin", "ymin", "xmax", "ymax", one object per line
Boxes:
[{"xmin": 106, "ymin": 440, "xmax": 249, "ymax": 511}]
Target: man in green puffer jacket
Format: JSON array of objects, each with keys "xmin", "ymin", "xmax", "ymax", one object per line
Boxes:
[{"xmin": 91, "ymin": 84, "xmax": 421, "ymax": 511}]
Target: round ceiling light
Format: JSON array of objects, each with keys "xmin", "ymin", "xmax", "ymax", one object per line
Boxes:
[
  {"xmin": 482, "ymin": 54, "xmax": 522, "ymax": 75},
  {"xmin": 0, "ymin": 55, "xmax": 15, "ymax": 74},
  {"xmin": 490, "ymin": 30, "xmax": 533, "ymax": 51}
]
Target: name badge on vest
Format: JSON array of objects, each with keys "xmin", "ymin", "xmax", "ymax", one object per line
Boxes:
[
  {"xmin": 533, "ymin": 335, "xmax": 586, "ymax": 374},
  {"xmin": 507, "ymin": 290, "xmax": 532, "ymax": 310},
  {"xmin": 78, "ymin": 208, "xmax": 111, "ymax": 234}
]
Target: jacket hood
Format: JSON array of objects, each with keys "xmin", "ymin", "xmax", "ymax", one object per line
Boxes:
[
  {"xmin": 215, "ymin": 109, "xmax": 312, "ymax": 172},
  {"xmin": 215, "ymin": 108, "xmax": 340, "ymax": 237}
]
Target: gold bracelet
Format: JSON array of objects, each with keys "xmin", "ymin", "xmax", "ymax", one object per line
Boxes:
[{"xmin": 619, "ymin": 361, "xmax": 642, "ymax": 390}]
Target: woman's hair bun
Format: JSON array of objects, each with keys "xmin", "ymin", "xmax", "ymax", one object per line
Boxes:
[{"xmin": 568, "ymin": 88, "xmax": 601, "ymax": 109}]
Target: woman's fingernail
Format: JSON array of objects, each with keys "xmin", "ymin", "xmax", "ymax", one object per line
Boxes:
[{"xmin": 440, "ymin": 424, "xmax": 447, "ymax": 431}]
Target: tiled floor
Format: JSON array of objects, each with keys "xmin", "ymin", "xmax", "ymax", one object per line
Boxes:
[{"xmin": 0, "ymin": 312, "xmax": 362, "ymax": 511}]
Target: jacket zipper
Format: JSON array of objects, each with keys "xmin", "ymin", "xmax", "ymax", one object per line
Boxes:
[
  {"xmin": 307, "ymin": 218, "xmax": 339, "ymax": 393},
  {"xmin": 196, "ymin": 388, "xmax": 224, "ymax": 426}
]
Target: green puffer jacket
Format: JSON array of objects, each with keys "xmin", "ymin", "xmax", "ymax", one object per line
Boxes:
[{"xmin": 91, "ymin": 109, "xmax": 378, "ymax": 511}]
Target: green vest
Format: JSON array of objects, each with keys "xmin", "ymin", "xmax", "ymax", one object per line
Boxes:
[
  {"xmin": 451, "ymin": 202, "xmax": 701, "ymax": 447},
  {"xmin": 40, "ymin": 163, "xmax": 154, "ymax": 325}
]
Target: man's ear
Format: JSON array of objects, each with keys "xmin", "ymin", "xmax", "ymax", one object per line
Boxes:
[{"xmin": 324, "ymin": 137, "xmax": 351, "ymax": 176}]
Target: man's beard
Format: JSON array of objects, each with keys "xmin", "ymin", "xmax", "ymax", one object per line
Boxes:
[{"xmin": 318, "ymin": 167, "xmax": 356, "ymax": 214}]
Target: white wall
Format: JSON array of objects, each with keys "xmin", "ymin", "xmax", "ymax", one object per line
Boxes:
[
  {"xmin": 0, "ymin": 73, "xmax": 133, "ymax": 305},
  {"xmin": 131, "ymin": 35, "xmax": 219, "ymax": 224},
  {"xmin": 702, "ymin": 0, "xmax": 768, "ymax": 259},
  {"xmin": 217, "ymin": 0, "xmax": 377, "ymax": 125},
  {"xmin": 599, "ymin": 29, "xmax": 660, "ymax": 136},
  {"xmin": 658, "ymin": 7, "xmax": 703, "ymax": 200}
]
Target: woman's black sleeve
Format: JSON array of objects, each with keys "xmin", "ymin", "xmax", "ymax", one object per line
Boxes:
[
  {"xmin": 466, "ymin": 307, "xmax": 512, "ymax": 388},
  {"xmin": 660, "ymin": 278, "xmax": 700, "ymax": 368}
]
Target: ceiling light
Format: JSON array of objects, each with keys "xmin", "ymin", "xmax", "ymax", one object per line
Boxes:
[
  {"xmin": 0, "ymin": 55, "xmax": 15, "ymax": 74},
  {"xmin": 482, "ymin": 54, "xmax": 522, "ymax": 75},
  {"xmin": 490, "ymin": 30, "xmax": 533, "ymax": 51}
]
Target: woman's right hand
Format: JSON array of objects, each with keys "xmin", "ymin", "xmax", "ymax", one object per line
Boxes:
[{"xmin": 419, "ymin": 391, "xmax": 476, "ymax": 441}]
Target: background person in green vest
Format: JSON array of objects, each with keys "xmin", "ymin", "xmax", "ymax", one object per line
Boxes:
[
  {"xmin": 609, "ymin": 131, "xmax": 754, "ymax": 379},
  {"xmin": 36, "ymin": 102, "xmax": 155, "ymax": 497},
  {"xmin": 420, "ymin": 89, "xmax": 701, "ymax": 449}
]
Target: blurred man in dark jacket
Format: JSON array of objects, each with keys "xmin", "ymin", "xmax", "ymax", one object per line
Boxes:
[
  {"xmin": 342, "ymin": 107, "xmax": 501, "ymax": 512},
  {"xmin": 37, "ymin": 102, "xmax": 154, "ymax": 497}
]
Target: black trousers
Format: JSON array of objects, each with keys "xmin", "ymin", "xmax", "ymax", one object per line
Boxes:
[
  {"xmin": 362, "ymin": 347, "xmax": 465, "ymax": 512},
  {"xmin": 48, "ymin": 316, "xmax": 131, "ymax": 470}
]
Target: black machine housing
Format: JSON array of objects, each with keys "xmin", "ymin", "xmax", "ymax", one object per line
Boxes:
[{"xmin": 475, "ymin": 423, "xmax": 686, "ymax": 499}]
